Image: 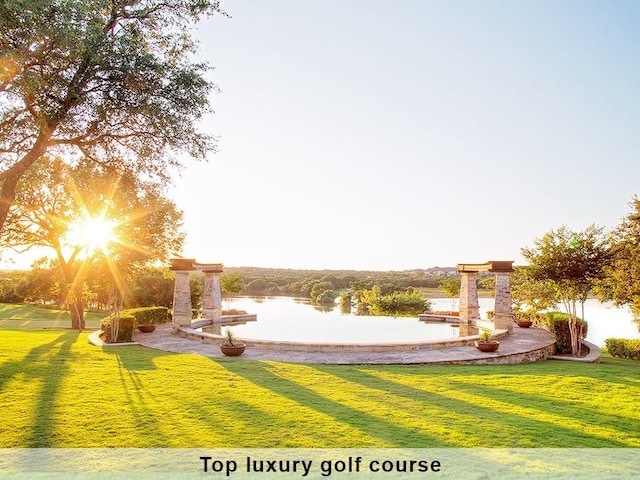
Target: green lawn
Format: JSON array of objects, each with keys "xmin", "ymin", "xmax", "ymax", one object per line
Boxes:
[
  {"xmin": 0, "ymin": 303, "xmax": 104, "ymax": 330},
  {"xmin": 0, "ymin": 326, "xmax": 639, "ymax": 448}
]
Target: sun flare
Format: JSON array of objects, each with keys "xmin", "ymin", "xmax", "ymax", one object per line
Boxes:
[{"xmin": 68, "ymin": 214, "xmax": 118, "ymax": 254}]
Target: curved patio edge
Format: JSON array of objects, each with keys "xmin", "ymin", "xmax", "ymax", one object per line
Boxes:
[
  {"xmin": 175, "ymin": 325, "xmax": 509, "ymax": 352},
  {"xmin": 129, "ymin": 323, "xmax": 558, "ymax": 365},
  {"xmin": 548, "ymin": 340, "xmax": 601, "ymax": 363}
]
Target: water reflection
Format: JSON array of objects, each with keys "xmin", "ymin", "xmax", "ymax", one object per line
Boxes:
[
  {"xmin": 340, "ymin": 303, "xmax": 352, "ymax": 315},
  {"xmin": 224, "ymin": 296, "xmax": 459, "ymax": 343},
  {"xmin": 222, "ymin": 296, "xmax": 640, "ymax": 346}
]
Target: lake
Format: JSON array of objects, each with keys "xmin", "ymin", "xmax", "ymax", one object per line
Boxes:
[{"xmin": 223, "ymin": 296, "xmax": 640, "ymax": 347}]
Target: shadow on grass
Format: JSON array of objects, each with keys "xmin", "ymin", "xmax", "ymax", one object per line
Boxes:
[
  {"xmin": 102, "ymin": 345, "xmax": 173, "ymax": 371},
  {"xmin": 100, "ymin": 346, "xmax": 179, "ymax": 445},
  {"xmin": 217, "ymin": 359, "xmax": 455, "ymax": 447},
  {"xmin": 0, "ymin": 331, "xmax": 80, "ymax": 447},
  {"xmin": 311, "ymin": 364, "xmax": 634, "ymax": 447}
]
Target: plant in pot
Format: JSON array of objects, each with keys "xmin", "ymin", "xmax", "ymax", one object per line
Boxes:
[
  {"xmin": 220, "ymin": 328, "xmax": 246, "ymax": 356},
  {"xmin": 475, "ymin": 329, "xmax": 500, "ymax": 352},
  {"xmin": 125, "ymin": 307, "xmax": 170, "ymax": 333}
]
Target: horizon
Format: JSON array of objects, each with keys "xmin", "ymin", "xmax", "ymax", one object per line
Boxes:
[{"xmin": 2, "ymin": 1, "xmax": 639, "ymax": 272}]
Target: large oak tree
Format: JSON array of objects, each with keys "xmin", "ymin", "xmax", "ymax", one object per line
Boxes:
[
  {"xmin": 0, "ymin": 0, "xmax": 223, "ymax": 230},
  {"xmin": 1, "ymin": 156, "xmax": 185, "ymax": 329}
]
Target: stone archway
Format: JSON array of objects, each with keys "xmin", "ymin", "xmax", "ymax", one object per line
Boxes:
[
  {"xmin": 169, "ymin": 258, "xmax": 224, "ymax": 327},
  {"xmin": 457, "ymin": 261, "xmax": 514, "ymax": 331}
]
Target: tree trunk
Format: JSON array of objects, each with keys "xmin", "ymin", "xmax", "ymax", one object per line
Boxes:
[
  {"xmin": 69, "ymin": 282, "xmax": 86, "ymax": 331},
  {"xmin": 0, "ymin": 131, "xmax": 54, "ymax": 231}
]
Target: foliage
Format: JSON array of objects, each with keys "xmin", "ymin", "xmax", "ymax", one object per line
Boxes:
[
  {"xmin": 0, "ymin": 265, "xmax": 478, "ymax": 315},
  {"xmin": 358, "ymin": 285, "xmax": 431, "ymax": 316},
  {"xmin": 521, "ymin": 225, "xmax": 610, "ymax": 356},
  {"xmin": 0, "ymin": 157, "xmax": 184, "ymax": 328},
  {"xmin": 190, "ymin": 272, "xmax": 204, "ymax": 311},
  {"xmin": 121, "ymin": 307, "xmax": 169, "ymax": 325},
  {"xmin": 220, "ymin": 274, "xmax": 245, "ymax": 297},
  {"xmin": 128, "ymin": 267, "xmax": 174, "ymax": 308},
  {"xmin": 598, "ymin": 198, "xmax": 640, "ymax": 318},
  {"xmin": 237, "ymin": 267, "xmax": 458, "ymax": 297},
  {"xmin": 339, "ymin": 291, "xmax": 352, "ymax": 307},
  {"xmin": 315, "ymin": 289, "xmax": 338, "ymax": 306},
  {"xmin": 1, "ymin": 330, "xmax": 640, "ymax": 448},
  {"xmin": 221, "ymin": 328, "xmax": 242, "ymax": 347},
  {"xmin": 245, "ymin": 278, "xmax": 268, "ymax": 295},
  {"xmin": 439, "ymin": 276, "xmax": 461, "ymax": 298},
  {"xmin": 0, "ymin": 0, "xmax": 224, "ymax": 230},
  {"xmin": 546, "ymin": 315, "xmax": 588, "ymax": 355},
  {"xmin": 604, "ymin": 338, "xmax": 640, "ymax": 361},
  {"xmin": 510, "ymin": 266, "xmax": 557, "ymax": 320},
  {"xmin": 99, "ymin": 315, "xmax": 135, "ymax": 343},
  {"xmin": 478, "ymin": 329, "xmax": 491, "ymax": 342}
]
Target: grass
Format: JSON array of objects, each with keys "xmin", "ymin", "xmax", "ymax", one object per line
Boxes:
[
  {"xmin": 0, "ymin": 303, "xmax": 104, "ymax": 330},
  {"xmin": 0, "ymin": 326, "xmax": 639, "ymax": 448}
]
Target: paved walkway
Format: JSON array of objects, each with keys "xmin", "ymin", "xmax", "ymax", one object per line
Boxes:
[{"xmin": 132, "ymin": 324, "xmax": 559, "ymax": 365}]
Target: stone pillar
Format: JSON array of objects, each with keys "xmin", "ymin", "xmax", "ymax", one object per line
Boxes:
[
  {"xmin": 493, "ymin": 271, "xmax": 513, "ymax": 331},
  {"xmin": 170, "ymin": 259, "xmax": 196, "ymax": 327},
  {"xmin": 458, "ymin": 271, "xmax": 479, "ymax": 324},
  {"xmin": 199, "ymin": 264, "xmax": 224, "ymax": 324},
  {"xmin": 172, "ymin": 271, "xmax": 193, "ymax": 327}
]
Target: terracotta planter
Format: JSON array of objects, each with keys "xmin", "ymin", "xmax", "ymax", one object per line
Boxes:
[
  {"xmin": 517, "ymin": 320, "xmax": 533, "ymax": 328},
  {"xmin": 474, "ymin": 340, "xmax": 500, "ymax": 352},
  {"xmin": 137, "ymin": 324, "xmax": 157, "ymax": 333},
  {"xmin": 220, "ymin": 344, "xmax": 246, "ymax": 356}
]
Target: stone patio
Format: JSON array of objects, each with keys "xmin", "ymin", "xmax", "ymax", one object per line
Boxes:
[{"xmin": 131, "ymin": 323, "xmax": 561, "ymax": 365}]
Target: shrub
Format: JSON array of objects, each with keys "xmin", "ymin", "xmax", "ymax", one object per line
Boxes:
[
  {"xmin": 544, "ymin": 313, "xmax": 588, "ymax": 354},
  {"xmin": 605, "ymin": 338, "xmax": 640, "ymax": 361},
  {"xmin": 360, "ymin": 286, "xmax": 431, "ymax": 316},
  {"xmin": 121, "ymin": 306, "xmax": 169, "ymax": 325},
  {"xmin": 99, "ymin": 315, "xmax": 135, "ymax": 343}
]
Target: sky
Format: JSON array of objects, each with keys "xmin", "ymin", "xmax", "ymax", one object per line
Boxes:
[{"xmin": 4, "ymin": 0, "xmax": 640, "ymax": 271}]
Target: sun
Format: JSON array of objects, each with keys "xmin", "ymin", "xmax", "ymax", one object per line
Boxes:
[{"xmin": 68, "ymin": 213, "xmax": 118, "ymax": 254}]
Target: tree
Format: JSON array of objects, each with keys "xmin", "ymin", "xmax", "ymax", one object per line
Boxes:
[
  {"xmin": 510, "ymin": 266, "xmax": 557, "ymax": 321},
  {"xmin": 521, "ymin": 225, "xmax": 610, "ymax": 356},
  {"xmin": 439, "ymin": 276, "xmax": 460, "ymax": 311},
  {"xmin": 598, "ymin": 197, "xmax": 640, "ymax": 318},
  {"xmin": 0, "ymin": 156, "xmax": 184, "ymax": 329},
  {"xmin": 0, "ymin": 0, "xmax": 224, "ymax": 231},
  {"xmin": 128, "ymin": 266, "xmax": 175, "ymax": 308},
  {"xmin": 359, "ymin": 285, "xmax": 431, "ymax": 317},
  {"xmin": 220, "ymin": 274, "xmax": 245, "ymax": 297}
]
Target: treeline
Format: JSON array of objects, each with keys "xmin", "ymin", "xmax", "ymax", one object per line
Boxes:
[
  {"xmin": 0, "ymin": 263, "xmax": 179, "ymax": 311},
  {"xmin": 0, "ymin": 263, "xmax": 465, "ymax": 313},
  {"xmin": 224, "ymin": 266, "xmax": 472, "ymax": 297}
]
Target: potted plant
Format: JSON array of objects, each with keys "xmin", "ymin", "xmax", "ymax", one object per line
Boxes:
[
  {"xmin": 475, "ymin": 329, "xmax": 499, "ymax": 352},
  {"xmin": 220, "ymin": 329, "xmax": 246, "ymax": 356},
  {"xmin": 127, "ymin": 307, "xmax": 170, "ymax": 333},
  {"xmin": 516, "ymin": 318, "xmax": 533, "ymax": 328}
]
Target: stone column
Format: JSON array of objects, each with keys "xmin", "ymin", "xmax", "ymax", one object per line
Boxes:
[
  {"xmin": 200, "ymin": 264, "xmax": 224, "ymax": 324},
  {"xmin": 172, "ymin": 271, "xmax": 193, "ymax": 327},
  {"xmin": 493, "ymin": 271, "xmax": 513, "ymax": 331},
  {"xmin": 170, "ymin": 259, "xmax": 196, "ymax": 327},
  {"xmin": 458, "ymin": 271, "xmax": 479, "ymax": 324}
]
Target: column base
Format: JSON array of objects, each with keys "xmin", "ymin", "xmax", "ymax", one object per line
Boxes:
[
  {"xmin": 173, "ymin": 314, "xmax": 192, "ymax": 327},
  {"xmin": 494, "ymin": 314, "xmax": 513, "ymax": 331}
]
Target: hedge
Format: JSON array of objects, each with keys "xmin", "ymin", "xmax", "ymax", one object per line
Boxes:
[
  {"xmin": 121, "ymin": 306, "xmax": 169, "ymax": 325},
  {"xmin": 546, "ymin": 315, "xmax": 588, "ymax": 354},
  {"xmin": 99, "ymin": 315, "xmax": 135, "ymax": 343},
  {"xmin": 605, "ymin": 338, "xmax": 640, "ymax": 361}
]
